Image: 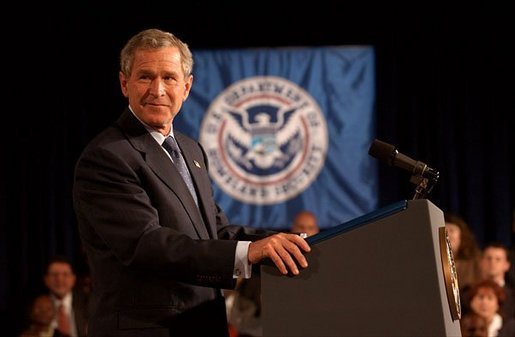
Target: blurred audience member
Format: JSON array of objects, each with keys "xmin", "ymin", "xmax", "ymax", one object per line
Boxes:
[
  {"xmin": 466, "ymin": 279, "xmax": 515, "ymax": 337},
  {"xmin": 291, "ymin": 210, "xmax": 320, "ymax": 237},
  {"xmin": 43, "ymin": 256, "xmax": 89, "ymax": 337},
  {"xmin": 460, "ymin": 311, "xmax": 488, "ymax": 337},
  {"xmin": 444, "ymin": 212, "xmax": 481, "ymax": 291},
  {"xmin": 19, "ymin": 294, "xmax": 62, "ymax": 337},
  {"xmin": 479, "ymin": 242, "xmax": 515, "ymax": 318}
]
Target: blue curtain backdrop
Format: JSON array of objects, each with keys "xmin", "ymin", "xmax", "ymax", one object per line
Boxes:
[{"xmin": 176, "ymin": 46, "xmax": 378, "ymax": 229}]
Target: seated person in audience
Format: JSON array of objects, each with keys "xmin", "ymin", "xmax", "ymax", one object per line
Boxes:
[
  {"xmin": 19, "ymin": 294, "xmax": 61, "ymax": 337},
  {"xmin": 290, "ymin": 210, "xmax": 320, "ymax": 237},
  {"xmin": 479, "ymin": 242, "xmax": 515, "ymax": 318},
  {"xmin": 466, "ymin": 279, "xmax": 515, "ymax": 337},
  {"xmin": 444, "ymin": 212, "xmax": 481, "ymax": 292},
  {"xmin": 460, "ymin": 311, "xmax": 488, "ymax": 337},
  {"xmin": 43, "ymin": 256, "xmax": 89, "ymax": 337}
]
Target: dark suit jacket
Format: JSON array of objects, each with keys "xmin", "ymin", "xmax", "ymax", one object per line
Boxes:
[
  {"xmin": 72, "ymin": 288, "xmax": 90, "ymax": 337},
  {"xmin": 73, "ymin": 109, "xmax": 271, "ymax": 337},
  {"xmin": 502, "ymin": 284, "xmax": 515, "ymax": 318},
  {"xmin": 49, "ymin": 289, "xmax": 89, "ymax": 337},
  {"xmin": 499, "ymin": 317, "xmax": 515, "ymax": 337}
]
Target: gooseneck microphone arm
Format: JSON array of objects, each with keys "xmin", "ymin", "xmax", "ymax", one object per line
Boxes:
[{"xmin": 368, "ymin": 139, "xmax": 440, "ymax": 200}]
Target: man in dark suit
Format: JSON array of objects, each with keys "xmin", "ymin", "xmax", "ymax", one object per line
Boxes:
[
  {"xmin": 43, "ymin": 256, "xmax": 89, "ymax": 337},
  {"xmin": 478, "ymin": 242, "xmax": 515, "ymax": 318},
  {"xmin": 72, "ymin": 28, "xmax": 311, "ymax": 337}
]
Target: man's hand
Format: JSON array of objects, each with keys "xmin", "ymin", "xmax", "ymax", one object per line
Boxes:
[{"xmin": 248, "ymin": 233, "xmax": 311, "ymax": 275}]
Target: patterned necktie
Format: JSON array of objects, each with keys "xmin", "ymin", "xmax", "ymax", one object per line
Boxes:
[
  {"xmin": 57, "ymin": 303, "xmax": 71, "ymax": 336},
  {"xmin": 162, "ymin": 136, "xmax": 198, "ymax": 206}
]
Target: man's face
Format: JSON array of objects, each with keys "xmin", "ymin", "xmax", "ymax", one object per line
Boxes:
[
  {"xmin": 44, "ymin": 262, "xmax": 76, "ymax": 299},
  {"xmin": 119, "ymin": 47, "xmax": 192, "ymax": 135},
  {"xmin": 480, "ymin": 247, "xmax": 510, "ymax": 280},
  {"xmin": 292, "ymin": 213, "xmax": 319, "ymax": 237}
]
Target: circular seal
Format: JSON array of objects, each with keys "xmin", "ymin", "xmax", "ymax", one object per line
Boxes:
[
  {"xmin": 199, "ymin": 76, "xmax": 328, "ymax": 205},
  {"xmin": 439, "ymin": 226, "xmax": 461, "ymax": 321}
]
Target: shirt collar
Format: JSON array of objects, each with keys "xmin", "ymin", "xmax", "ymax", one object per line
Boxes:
[
  {"xmin": 51, "ymin": 292, "xmax": 72, "ymax": 308},
  {"xmin": 489, "ymin": 313, "xmax": 503, "ymax": 336}
]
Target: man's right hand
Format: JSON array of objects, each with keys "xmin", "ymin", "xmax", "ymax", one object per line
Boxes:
[{"xmin": 248, "ymin": 233, "xmax": 311, "ymax": 275}]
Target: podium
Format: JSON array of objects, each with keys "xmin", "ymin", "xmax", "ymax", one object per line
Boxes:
[{"xmin": 261, "ymin": 199, "xmax": 462, "ymax": 336}]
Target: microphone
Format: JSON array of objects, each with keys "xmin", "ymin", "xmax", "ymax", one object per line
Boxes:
[{"xmin": 368, "ymin": 139, "xmax": 439, "ymax": 182}]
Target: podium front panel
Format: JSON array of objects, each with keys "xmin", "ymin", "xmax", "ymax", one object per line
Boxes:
[{"xmin": 261, "ymin": 199, "xmax": 462, "ymax": 336}]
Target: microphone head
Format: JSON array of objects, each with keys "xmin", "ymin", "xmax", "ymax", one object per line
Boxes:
[{"xmin": 368, "ymin": 139, "xmax": 397, "ymax": 166}]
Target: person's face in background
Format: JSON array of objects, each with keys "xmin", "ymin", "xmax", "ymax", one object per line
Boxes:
[
  {"xmin": 30, "ymin": 295, "xmax": 55, "ymax": 326},
  {"xmin": 292, "ymin": 212, "xmax": 319, "ymax": 237},
  {"xmin": 445, "ymin": 222, "xmax": 461, "ymax": 256},
  {"xmin": 44, "ymin": 262, "xmax": 76, "ymax": 299},
  {"xmin": 470, "ymin": 287, "xmax": 500, "ymax": 322},
  {"xmin": 460, "ymin": 313, "xmax": 488, "ymax": 337},
  {"xmin": 481, "ymin": 247, "xmax": 511, "ymax": 281},
  {"xmin": 119, "ymin": 47, "xmax": 192, "ymax": 135}
]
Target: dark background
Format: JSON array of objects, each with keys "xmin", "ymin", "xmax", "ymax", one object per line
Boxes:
[{"xmin": 3, "ymin": 2, "xmax": 514, "ymax": 335}]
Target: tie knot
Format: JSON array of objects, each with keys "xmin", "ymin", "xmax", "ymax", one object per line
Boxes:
[{"xmin": 163, "ymin": 137, "xmax": 180, "ymax": 158}]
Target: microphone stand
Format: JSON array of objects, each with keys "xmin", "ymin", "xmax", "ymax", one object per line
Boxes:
[{"xmin": 410, "ymin": 172, "xmax": 439, "ymax": 200}]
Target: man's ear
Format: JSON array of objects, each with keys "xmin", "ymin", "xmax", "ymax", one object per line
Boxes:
[
  {"xmin": 119, "ymin": 71, "xmax": 129, "ymax": 97},
  {"xmin": 183, "ymin": 74, "xmax": 193, "ymax": 102}
]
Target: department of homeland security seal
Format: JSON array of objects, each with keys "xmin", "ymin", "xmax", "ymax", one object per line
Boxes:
[{"xmin": 199, "ymin": 76, "xmax": 328, "ymax": 205}]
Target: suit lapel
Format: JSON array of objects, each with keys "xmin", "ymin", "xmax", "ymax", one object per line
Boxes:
[{"xmin": 116, "ymin": 110, "xmax": 210, "ymax": 239}]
